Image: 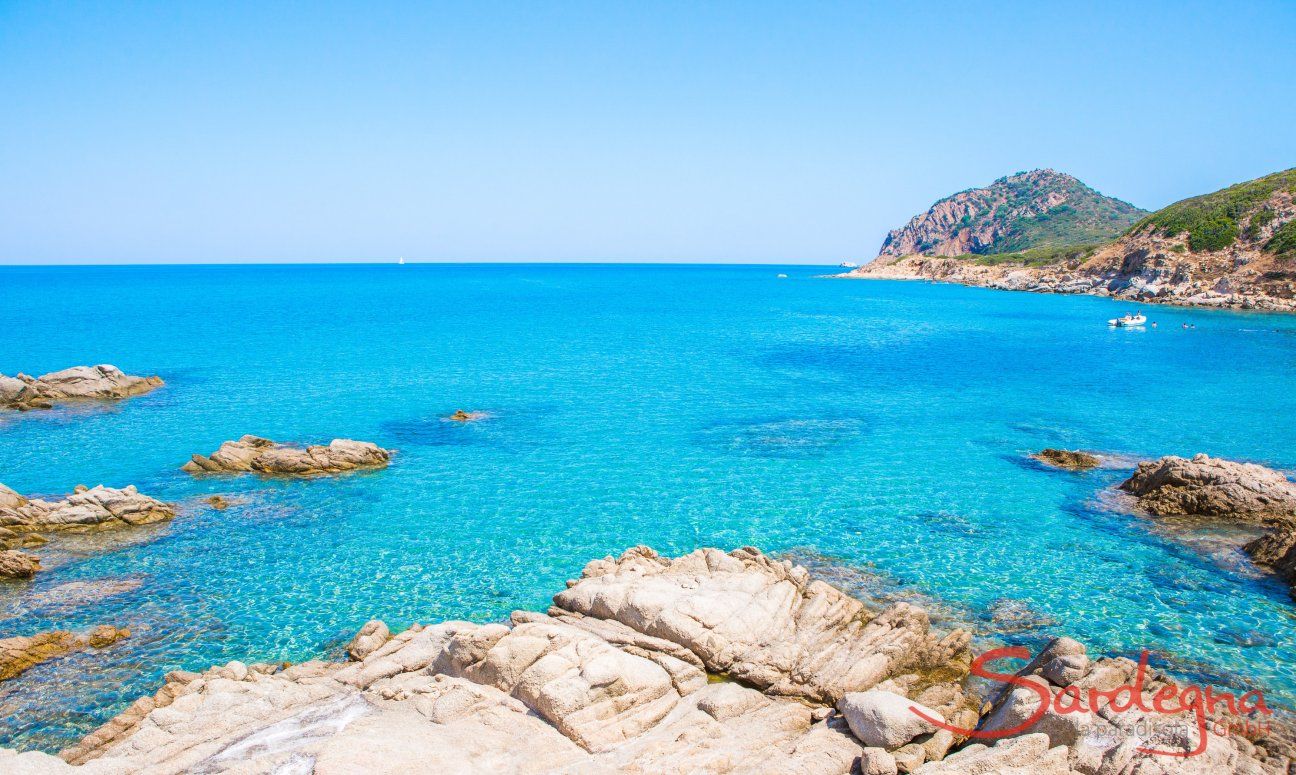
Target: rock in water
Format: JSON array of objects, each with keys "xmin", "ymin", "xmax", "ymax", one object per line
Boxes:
[
  {"xmin": 1119, "ymin": 454, "xmax": 1296, "ymax": 520},
  {"xmin": 0, "ymin": 626, "xmax": 129, "ymax": 682},
  {"xmin": 445, "ymin": 409, "xmax": 487, "ymax": 422},
  {"xmin": 0, "ymin": 484, "xmax": 174, "ymax": 579},
  {"xmin": 0, "ymin": 484, "xmax": 175, "ymax": 534},
  {"xmin": 0, "ymin": 549, "xmax": 41, "ymax": 579},
  {"xmin": 1034, "ymin": 448, "xmax": 1100, "ymax": 470},
  {"xmin": 0, "ymin": 365, "xmax": 162, "ymax": 411},
  {"xmin": 181, "ymin": 435, "xmax": 393, "ymax": 476},
  {"xmin": 1246, "ymin": 525, "xmax": 1296, "ymax": 600}
]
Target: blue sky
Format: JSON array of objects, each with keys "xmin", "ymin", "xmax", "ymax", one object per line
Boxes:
[{"xmin": 1, "ymin": 1, "xmax": 1292, "ymax": 264}]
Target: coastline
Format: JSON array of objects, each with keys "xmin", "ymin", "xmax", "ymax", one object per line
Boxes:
[{"xmin": 834, "ymin": 260, "xmax": 1296, "ymax": 314}]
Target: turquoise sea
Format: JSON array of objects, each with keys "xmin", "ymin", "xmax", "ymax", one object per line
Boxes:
[{"xmin": 1, "ymin": 264, "xmax": 1295, "ymax": 752}]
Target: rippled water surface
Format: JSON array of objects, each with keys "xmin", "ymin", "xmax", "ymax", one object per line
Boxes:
[{"xmin": 2, "ymin": 264, "xmax": 1295, "ymax": 751}]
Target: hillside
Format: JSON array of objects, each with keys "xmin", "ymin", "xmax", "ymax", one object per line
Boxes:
[
  {"xmin": 848, "ymin": 168, "xmax": 1296, "ymax": 311},
  {"xmin": 877, "ymin": 169, "xmax": 1146, "ymax": 258}
]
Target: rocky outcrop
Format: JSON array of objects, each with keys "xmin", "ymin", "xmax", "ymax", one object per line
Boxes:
[
  {"xmin": 1119, "ymin": 454, "xmax": 1296, "ymax": 521},
  {"xmin": 181, "ymin": 436, "xmax": 392, "ymax": 476},
  {"xmin": 0, "ymin": 546, "xmax": 1287, "ymax": 774},
  {"xmin": 1034, "ymin": 449, "xmax": 1100, "ymax": 471},
  {"xmin": 0, "ymin": 484, "xmax": 173, "ymax": 579},
  {"xmin": 0, "ymin": 484, "xmax": 176, "ymax": 534},
  {"xmin": 875, "ymin": 170, "xmax": 1144, "ymax": 259},
  {"xmin": 0, "ymin": 626, "xmax": 129, "ymax": 682},
  {"xmin": 0, "ymin": 366, "xmax": 162, "ymax": 411},
  {"xmin": 1119, "ymin": 454, "xmax": 1296, "ymax": 600}
]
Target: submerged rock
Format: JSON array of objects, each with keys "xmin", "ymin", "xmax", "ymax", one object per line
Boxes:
[
  {"xmin": 0, "ymin": 366, "xmax": 162, "ymax": 411},
  {"xmin": 0, "ymin": 549, "xmax": 41, "ymax": 579},
  {"xmin": 1034, "ymin": 448, "xmax": 1100, "ymax": 471},
  {"xmin": 1119, "ymin": 454, "xmax": 1296, "ymax": 521},
  {"xmin": 0, "ymin": 547, "xmax": 1288, "ymax": 774},
  {"xmin": 181, "ymin": 435, "xmax": 392, "ymax": 476},
  {"xmin": 0, "ymin": 626, "xmax": 129, "ymax": 682},
  {"xmin": 445, "ymin": 409, "xmax": 487, "ymax": 422},
  {"xmin": 1246, "ymin": 525, "xmax": 1296, "ymax": 600}
]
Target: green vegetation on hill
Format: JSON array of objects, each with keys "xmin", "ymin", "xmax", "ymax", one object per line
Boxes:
[
  {"xmin": 1268, "ymin": 219, "xmax": 1296, "ymax": 258},
  {"xmin": 917, "ymin": 170, "xmax": 1144, "ymax": 262},
  {"xmin": 988, "ymin": 177, "xmax": 1145, "ymax": 254},
  {"xmin": 962, "ymin": 243, "xmax": 1102, "ymax": 267},
  {"xmin": 1132, "ymin": 168, "xmax": 1296, "ymax": 253}
]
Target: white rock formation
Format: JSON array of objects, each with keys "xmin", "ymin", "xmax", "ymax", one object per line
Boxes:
[
  {"xmin": 181, "ymin": 436, "xmax": 392, "ymax": 476},
  {"xmin": 0, "ymin": 366, "xmax": 162, "ymax": 411}
]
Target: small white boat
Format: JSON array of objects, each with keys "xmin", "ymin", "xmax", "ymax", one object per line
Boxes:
[
  {"xmin": 1108, "ymin": 313, "xmax": 1147, "ymax": 327},
  {"xmin": 398, "ymin": 257, "xmax": 405, "ymax": 265},
  {"xmin": 777, "ymin": 273, "xmax": 788, "ymax": 278},
  {"xmin": 838, "ymin": 262, "xmax": 857, "ymax": 268}
]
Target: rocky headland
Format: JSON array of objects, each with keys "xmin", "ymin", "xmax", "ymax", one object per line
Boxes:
[
  {"xmin": 843, "ymin": 168, "xmax": 1296, "ymax": 312},
  {"xmin": 0, "ymin": 484, "xmax": 175, "ymax": 579},
  {"xmin": 180, "ymin": 436, "xmax": 392, "ymax": 476},
  {"xmin": 1119, "ymin": 454, "xmax": 1296, "ymax": 599},
  {"xmin": 0, "ymin": 546, "xmax": 1288, "ymax": 774},
  {"xmin": 0, "ymin": 366, "xmax": 163, "ymax": 411}
]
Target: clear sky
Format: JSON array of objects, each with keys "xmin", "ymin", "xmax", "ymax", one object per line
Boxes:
[{"xmin": 1, "ymin": 1, "xmax": 1293, "ymax": 264}]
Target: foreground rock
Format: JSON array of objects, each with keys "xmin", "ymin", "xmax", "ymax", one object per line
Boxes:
[
  {"xmin": 0, "ymin": 484, "xmax": 174, "ymax": 578},
  {"xmin": 181, "ymin": 436, "xmax": 392, "ymax": 476},
  {"xmin": 0, "ymin": 626, "xmax": 129, "ymax": 682},
  {"xmin": 0, "ymin": 366, "xmax": 162, "ymax": 411},
  {"xmin": 1120, "ymin": 454, "xmax": 1296, "ymax": 520},
  {"xmin": 0, "ymin": 546, "xmax": 1287, "ymax": 774},
  {"xmin": 1034, "ymin": 449, "xmax": 1100, "ymax": 471}
]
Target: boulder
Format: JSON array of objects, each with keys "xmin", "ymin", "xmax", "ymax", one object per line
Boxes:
[
  {"xmin": 181, "ymin": 435, "xmax": 392, "ymax": 476},
  {"xmin": 836, "ymin": 690, "xmax": 943, "ymax": 750},
  {"xmin": 0, "ymin": 365, "xmax": 162, "ymax": 411},
  {"xmin": 1119, "ymin": 454, "xmax": 1296, "ymax": 520},
  {"xmin": 0, "ymin": 549, "xmax": 41, "ymax": 579},
  {"xmin": 346, "ymin": 620, "xmax": 391, "ymax": 661},
  {"xmin": 1034, "ymin": 449, "xmax": 1100, "ymax": 470}
]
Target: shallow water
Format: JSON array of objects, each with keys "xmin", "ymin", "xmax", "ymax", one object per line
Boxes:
[{"xmin": 1, "ymin": 264, "xmax": 1294, "ymax": 751}]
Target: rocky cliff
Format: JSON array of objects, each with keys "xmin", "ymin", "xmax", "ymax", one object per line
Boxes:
[
  {"xmin": 847, "ymin": 168, "xmax": 1296, "ymax": 312},
  {"xmin": 876, "ymin": 169, "xmax": 1145, "ymax": 259}
]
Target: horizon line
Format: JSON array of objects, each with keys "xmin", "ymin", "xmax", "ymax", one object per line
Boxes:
[{"xmin": 0, "ymin": 259, "xmax": 849, "ymax": 268}]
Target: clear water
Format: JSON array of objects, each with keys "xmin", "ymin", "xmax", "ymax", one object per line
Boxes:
[{"xmin": 1, "ymin": 264, "xmax": 1294, "ymax": 752}]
